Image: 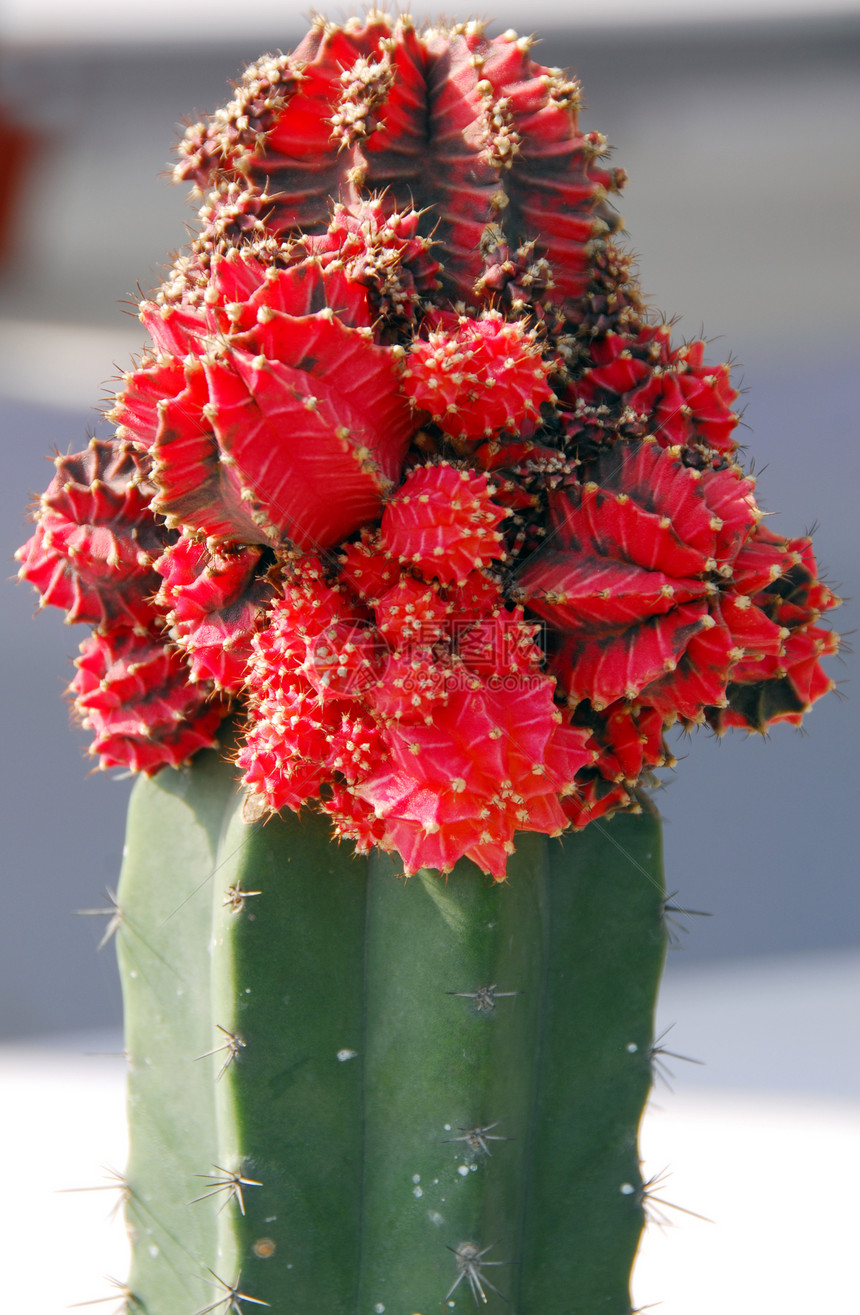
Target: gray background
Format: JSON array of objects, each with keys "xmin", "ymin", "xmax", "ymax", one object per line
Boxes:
[{"xmin": 2, "ymin": 12, "xmax": 857, "ymax": 1037}]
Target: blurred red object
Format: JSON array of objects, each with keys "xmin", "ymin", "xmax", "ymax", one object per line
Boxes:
[{"xmin": 0, "ymin": 107, "xmax": 34, "ymax": 266}]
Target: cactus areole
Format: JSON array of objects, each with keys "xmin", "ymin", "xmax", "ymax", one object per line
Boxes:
[{"xmin": 19, "ymin": 13, "xmax": 839, "ymax": 1313}]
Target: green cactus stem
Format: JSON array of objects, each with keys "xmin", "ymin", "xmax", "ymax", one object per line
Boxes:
[{"xmin": 117, "ymin": 743, "xmax": 665, "ymax": 1313}]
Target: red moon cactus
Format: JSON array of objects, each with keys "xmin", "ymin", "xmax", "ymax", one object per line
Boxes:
[{"xmin": 17, "ymin": 14, "xmax": 838, "ymax": 877}]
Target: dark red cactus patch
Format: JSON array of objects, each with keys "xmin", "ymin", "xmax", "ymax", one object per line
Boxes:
[
  {"xmin": 70, "ymin": 627, "xmax": 226, "ymax": 774},
  {"xmin": 564, "ymin": 324, "xmax": 741, "ymax": 458},
  {"xmin": 16, "ymin": 438, "xmax": 169, "ymax": 631}
]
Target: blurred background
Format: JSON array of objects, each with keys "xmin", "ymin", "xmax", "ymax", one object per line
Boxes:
[{"xmin": 1, "ymin": 3, "xmax": 858, "ymax": 1309}]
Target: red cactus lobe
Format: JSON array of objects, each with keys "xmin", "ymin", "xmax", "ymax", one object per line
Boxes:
[
  {"xmin": 173, "ymin": 17, "xmax": 622, "ymax": 312},
  {"xmin": 337, "ymin": 531, "xmax": 399, "ymax": 603},
  {"xmin": 729, "ymin": 526, "xmax": 792, "ymax": 595},
  {"xmin": 355, "ymin": 679, "xmax": 595, "ymax": 879},
  {"xmin": 402, "ymin": 311, "xmax": 555, "ymax": 441},
  {"xmin": 566, "ymin": 325, "xmax": 741, "ymax": 457},
  {"xmin": 301, "ymin": 199, "xmax": 441, "ymax": 329},
  {"xmin": 298, "ymin": 620, "xmax": 386, "ymax": 701},
  {"xmin": 469, "ymin": 33, "xmax": 626, "ymax": 295},
  {"xmin": 448, "ymin": 567, "xmax": 516, "ymax": 620},
  {"xmin": 369, "ymin": 23, "xmax": 624, "ymax": 309},
  {"xmin": 773, "ymin": 534, "xmax": 840, "ymax": 619},
  {"xmin": 364, "ymin": 648, "xmax": 453, "ymax": 725},
  {"xmin": 173, "ymin": 51, "xmax": 305, "ymax": 191},
  {"xmin": 325, "ymin": 715, "xmax": 387, "ymax": 785},
  {"xmin": 155, "ymin": 538, "xmax": 274, "ymax": 692},
  {"xmin": 109, "ymin": 354, "xmax": 187, "ymax": 450},
  {"xmin": 562, "ymin": 242, "xmax": 645, "ymax": 343},
  {"xmin": 238, "ymin": 564, "xmax": 381, "ymax": 812},
  {"xmin": 239, "ymin": 722, "xmax": 333, "ymax": 814},
  {"xmin": 319, "ymin": 785, "xmax": 388, "ymax": 853},
  {"xmin": 598, "ymin": 702, "xmax": 670, "ymax": 785},
  {"xmin": 112, "ymin": 350, "xmax": 210, "ymax": 460},
  {"xmin": 373, "ymin": 575, "xmax": 452, "ymax": 650},
  {"xmin": 176, "ymin": 19, "xmax": 398, "ymax": 234},
  {"xmin": 455, "ymin": 609, "xmax": 545, "ymax": 682},
  {"xmin": 564, "ymin": 699, "xmax": 670, "ymax": 826},
  {"xmin": 516, "ymin": 440, "xmax": 773, "ymax": 715},
  {"xmin": 193, "ymin": 339, "xmax": 405, "ymax": 548},
  {"xmin": 561, "ymin": 775, "xmax": 633, "ymax": 831},
  {"xmin": 70, "ymin": 628, "xmax": 226, "ymax": 773},
  {"xmin": 717, "ymin": 624, "xmax": 839, "ymax": 732},
  {"xmin": 706, "ymin": 531, "xmax": 841, "ymax": 733},
  {"xmin": 475, "ymin": 227, "xmax": 557, "ymax": 318},
  {"xmin": 367, "ymin": 572, "xmax": 536, "ymax": 714},
  {"xmin": 236, "ymin": 540, "xmax": 602, "ymax": 878},
  {"xmin": 381, "ymin": 462, "xmax": 509, "ymax": 585},
  {"xmin": 111, "ymin": 253, "xmax": 414, "ymax": 549},
  {"xmin": 16, "ymin": 439, "xmax": 168, "ymax": 631}
]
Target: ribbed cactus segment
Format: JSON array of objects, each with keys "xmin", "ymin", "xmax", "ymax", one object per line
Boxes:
[
  {"xmin": 522, "ymin": 813, "xmax": 664, "ymax": 1305},
  {"xmin": 357, "ymin": 839, "xmax": 548, "ymax": 1305},
  {"xmin": 207, "ymin": 785, "xmax": 369, "ymax": 1308},
  {"xmin": 117, "ymin": 750, "xmax": 664, "ymax": 1312},
  {"xmin": 117, "ymin": 743, "xmax": 238, "ymax": 1313},
  {"xmin": 173, "ymin": 17, "xmax": 624, "ymax": 313}
]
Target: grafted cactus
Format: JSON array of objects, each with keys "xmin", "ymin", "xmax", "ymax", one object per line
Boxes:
[{"xmin": 18, "ymin": 13, "xmax": 839, "ymax": 1313}]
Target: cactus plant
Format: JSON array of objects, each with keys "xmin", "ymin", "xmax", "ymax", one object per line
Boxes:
[{"xmin": 17, "ymin": 12, "xmax": 840, "ymax": 1313}]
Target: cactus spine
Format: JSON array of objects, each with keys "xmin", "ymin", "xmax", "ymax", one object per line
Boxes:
[{"xmin": 118, "ymin": 745, "xmax": 664, "ymax": 1312}]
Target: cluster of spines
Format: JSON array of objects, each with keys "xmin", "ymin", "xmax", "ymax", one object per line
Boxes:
[{"xmin": 17, "ymin": 13, "xmax": 839, "ymax": 873}]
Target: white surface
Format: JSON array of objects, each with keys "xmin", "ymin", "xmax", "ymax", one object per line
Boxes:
[
  {"xmin": 2, "ymin": 0, "xmax": 857, "ymax": 43},
  {"xmin": 634, "ymin": 1090, "xmax": 860, "ymax": 1313},
  {"xmin": 0, "ymin": 1046, "xmax": 130, "ymax": 1312},
  {"xmin": 1, "ymin": 950, "xmax": 858, "ymax": 1313}
]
